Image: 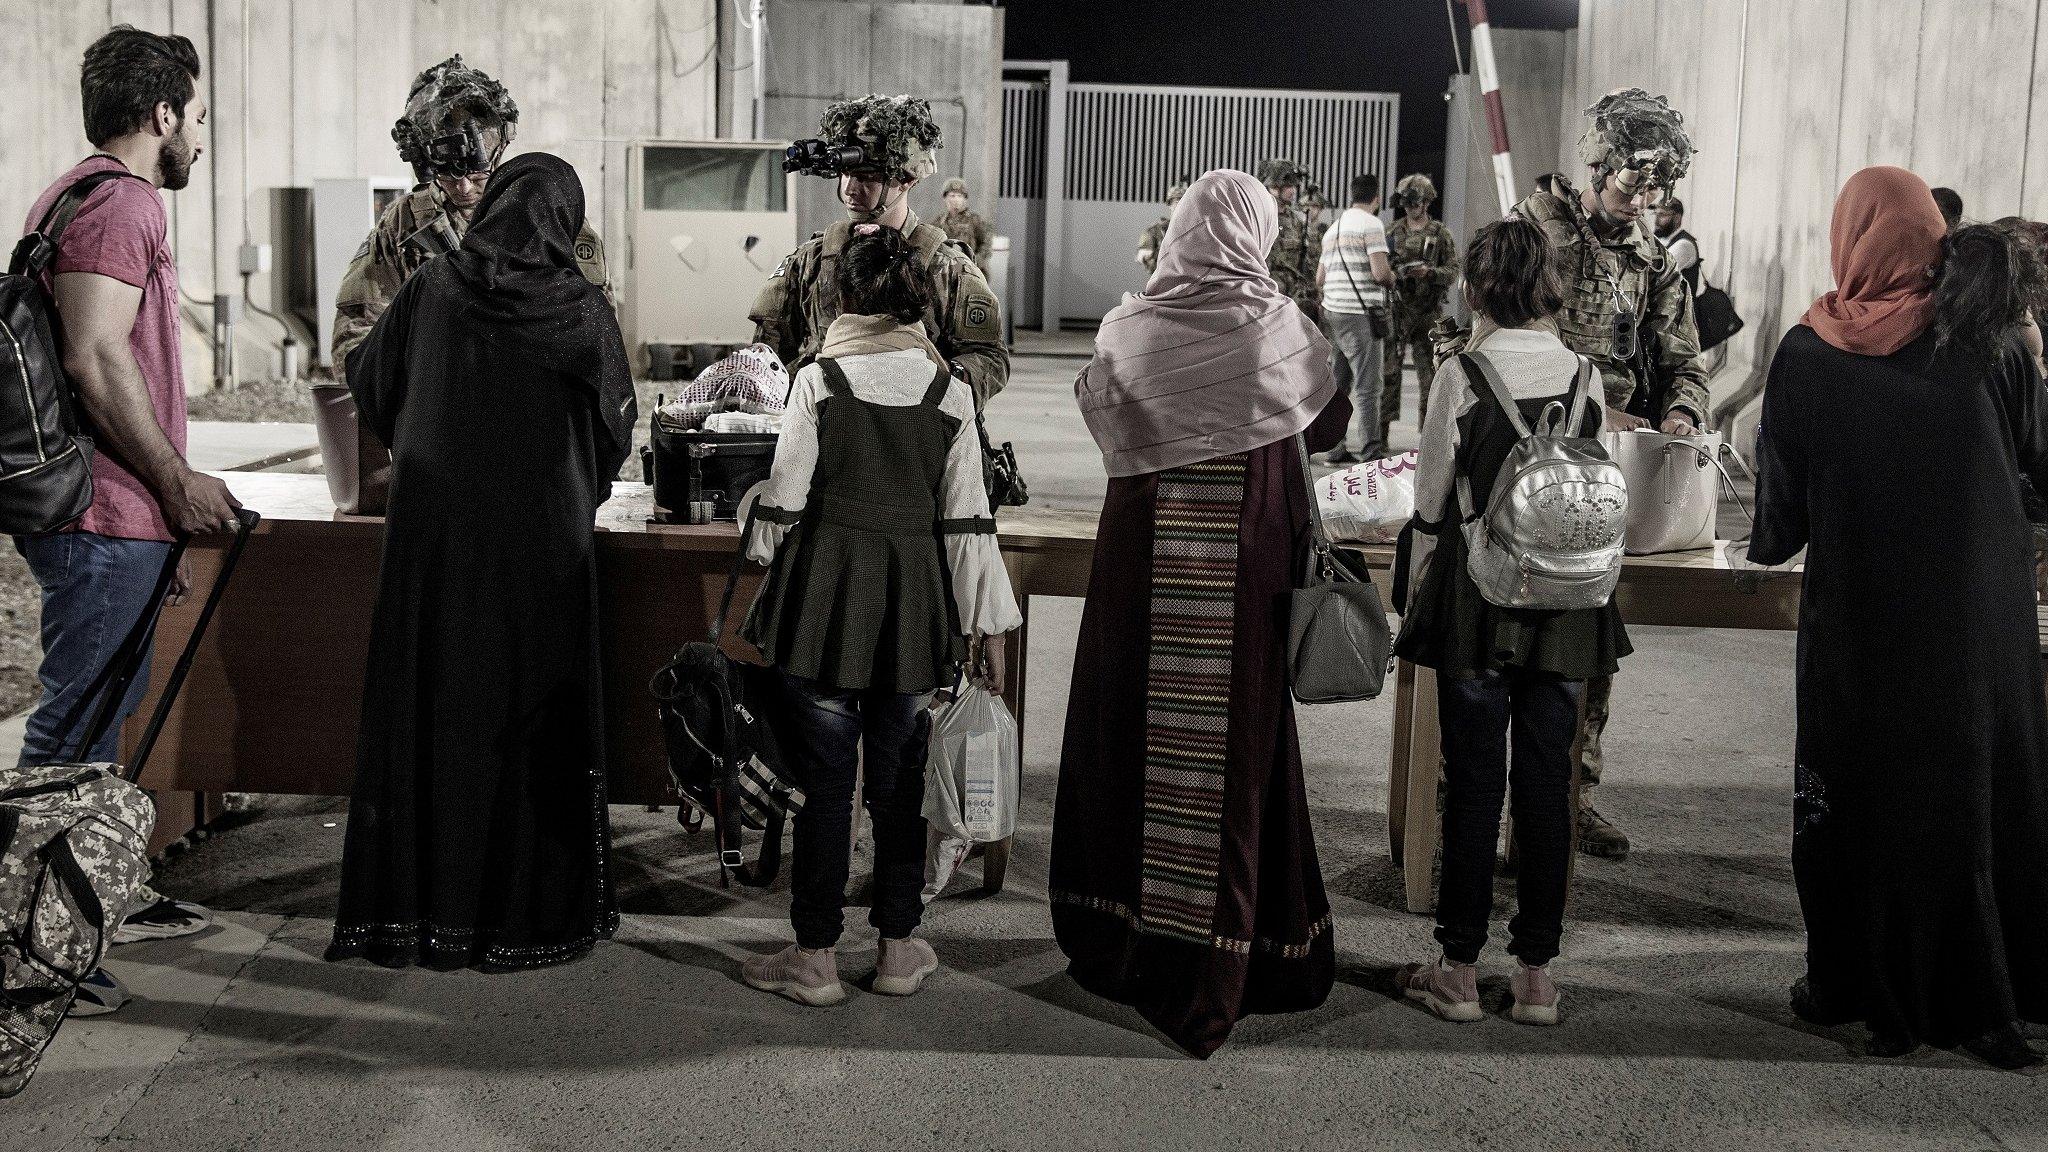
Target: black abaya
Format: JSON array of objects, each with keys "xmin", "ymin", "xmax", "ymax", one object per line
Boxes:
[
  {"xmin": 328, "ymin": 155, "xmax": 635, "ymax": 970},
  {"xmin": 1752, "ymin": 324, "xmax": 2048, "ymax": 1049}
]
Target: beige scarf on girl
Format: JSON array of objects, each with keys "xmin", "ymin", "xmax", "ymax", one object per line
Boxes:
[{"xmin": 818, "ymin": 313, "xmax": 948, "ymax": 372}]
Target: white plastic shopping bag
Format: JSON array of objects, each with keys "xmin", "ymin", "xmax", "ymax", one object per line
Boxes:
[
  {"xmin": 921, "ymin": 680, "xmax": 1020, "ymax": 901},
  {"xmin": 1316, "ymin": 452, "xmax": 1420, "ymax": 544}
]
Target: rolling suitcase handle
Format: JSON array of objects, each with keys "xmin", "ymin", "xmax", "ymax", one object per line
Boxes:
[{"xmin": 53, "ymin": 507, "xmax": 261, "ymax": 779}]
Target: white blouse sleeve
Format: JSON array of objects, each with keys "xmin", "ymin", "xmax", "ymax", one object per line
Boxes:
[
  {"xmin": 937, "ymin": 378, "xmax": 1023, "ymax": 636},
  {"xmin": 1408, "ymin": 353, "xmax": 1472, "ymax": 593},
  {"xmin": 743, "ymin": 366, "xmax": 823, "ymax": 564}
]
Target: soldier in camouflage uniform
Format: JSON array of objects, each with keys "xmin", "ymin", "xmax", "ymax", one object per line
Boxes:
[
  {"xmin": 1260, "ymin": 158, "xmax": 1321, "ymax": 319},
  {"xmin": 1301, "ymin": 182, "xmax": 1331, "ymax": 258},
  {"xmin": 751, "ymin": 95, "xmax": 1008, "ymax": 406},
  {"xmin": 330, "ymin": 56, "xmax": 609, "ymax": 382},
  {"xmin": 937, "ymin": 177, "xmax": 995, "ymax": 273},
  {"xmin": 1379, "ymin": 174, "xmax": 1459, "ymax": 449},
  {"xmin": 1517, "ymin": 87, "xmax": 1707, "ymax": 860},
  {"xmin": 1135, "ymin": 176, "xmax": 1190, "ymax": 275}
]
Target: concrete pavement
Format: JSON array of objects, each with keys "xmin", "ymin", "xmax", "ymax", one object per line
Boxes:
[{"xmin": 9, "ymin": 355, "xmax": 2044, "ymax": 1151}]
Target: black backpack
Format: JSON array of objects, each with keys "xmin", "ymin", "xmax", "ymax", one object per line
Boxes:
[
  {"xmin": 649, "ymin": 511, "xmax": 805, "ymax": 887},
  {"xmin": 0, "ymin": 170, "xmax": 149, "ymax": 535}
]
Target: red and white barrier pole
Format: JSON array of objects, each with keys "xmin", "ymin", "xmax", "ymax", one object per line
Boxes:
[{"xmin": 1465, "ymin": 0, "xmax": 1518, "ymax": 214}]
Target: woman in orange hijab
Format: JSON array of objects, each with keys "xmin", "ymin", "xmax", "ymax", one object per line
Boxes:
[{"xmin": 1752, "ymin": 166, "xmax": 2048, "ymax": 1069}]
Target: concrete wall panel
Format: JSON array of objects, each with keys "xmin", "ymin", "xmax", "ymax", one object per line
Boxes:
[
  {"xmin": 1912, "ymin": 0, "xmax": 2037, "ymax": 219},
  {"xmin": 290, "ymin": 0, "xmax": 358, "ymax": 181},
  {"xmin": 1835, "ymin": 0, "xmax": 1922, "ymax": 178},
  {"xmin": 353, "ymin": 0, "xmax": 418, "ymax": 185},
  {"xmin": 2026, "ymin": 3, "xmax": 2048, "ymax": 217}
]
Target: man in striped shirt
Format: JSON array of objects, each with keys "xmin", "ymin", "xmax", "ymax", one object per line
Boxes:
[{"xmin": 1316, "ymin": 175, "xmax": 1395, "ymax": 463}]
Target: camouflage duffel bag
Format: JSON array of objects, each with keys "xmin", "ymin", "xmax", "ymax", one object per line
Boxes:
[{"xmin": 0, "ymin": 764, "xmax": 155, "ymax": 1098}]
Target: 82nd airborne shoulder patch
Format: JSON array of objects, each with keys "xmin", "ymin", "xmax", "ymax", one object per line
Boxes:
[{"xmin": 962, "ymin": 292, "xmax": 999, "ymax": 339}]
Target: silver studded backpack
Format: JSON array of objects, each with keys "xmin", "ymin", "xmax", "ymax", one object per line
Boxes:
[{"xmin": 1455, "ymin": 350, "xmax": 1628, "ymax": 611}]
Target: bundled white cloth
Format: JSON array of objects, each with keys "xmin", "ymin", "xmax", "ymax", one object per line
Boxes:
[
  {"xmin": 658, "ymin": 343, "xmax": 789, "ymax": 432},
  {"xmin": 1315, "ymin": 451, "xmax": 1419, "ymax": 544}
]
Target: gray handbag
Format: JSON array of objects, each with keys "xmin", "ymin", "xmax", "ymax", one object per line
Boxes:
[{"xmin": 1288, "ymin": 434, "xmax": 1393, "ymax": 704}]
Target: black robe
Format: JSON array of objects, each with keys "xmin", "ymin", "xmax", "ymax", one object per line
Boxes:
[
  {"xmin": 1752, "ymin": 324, "xmax": 2048, "ymax": 1048},
  {"xmin": 328, "ymin": 154, "xmax": 636, "ymax": 971}
]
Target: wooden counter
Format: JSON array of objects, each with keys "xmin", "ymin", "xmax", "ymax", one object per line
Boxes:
[{"xmin": 128, "ymin": 472, "xmax": 1802, "ymax": 900}]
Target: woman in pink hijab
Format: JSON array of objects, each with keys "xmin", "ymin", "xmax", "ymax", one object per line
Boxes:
[
  {"xmin": 1752, "ymin": 166, "xmax": 2048, "ymax": 1069},
  {"xmin": 1051, "ymin": 169, "xmax": 1349, "ymax": 1058}
]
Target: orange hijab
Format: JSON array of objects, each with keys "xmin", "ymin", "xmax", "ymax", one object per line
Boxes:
[{"xmin": 1802, "ymin": 166, "xmax": 1946, "ymax": 356}]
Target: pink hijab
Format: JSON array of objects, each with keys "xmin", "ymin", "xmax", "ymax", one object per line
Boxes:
[
  {"xmin": 1076, "ymin": 169, "xmax": 1335, "ymax": 478},
  {"xmin": 1803, "ymin": 166, "xmax": 1946, "ymax": 356}
]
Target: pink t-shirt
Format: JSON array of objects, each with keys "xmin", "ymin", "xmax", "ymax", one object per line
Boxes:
[{"xmin": 23, "ymin": 156, "xmax": 187, "ymax": 542}]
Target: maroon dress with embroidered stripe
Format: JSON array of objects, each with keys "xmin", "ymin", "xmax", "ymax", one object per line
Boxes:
[{"xmin": 1050, "ymin": 392, "xmax": 1347, "ymax": 1057}]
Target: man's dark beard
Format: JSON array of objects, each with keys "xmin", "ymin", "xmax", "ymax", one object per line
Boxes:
[
  {"xmin": 1654, "ymin": 219, "xmax": 1677, "ymax": 239},
  {"xmin": 158, "ymin": 135, "xmax": 194, "ymax": 191}
]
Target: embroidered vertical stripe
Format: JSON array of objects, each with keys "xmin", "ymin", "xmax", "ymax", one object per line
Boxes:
[{"xmin": 1139, "ymin": 455, "xmax": 1245, "ymax": 945}]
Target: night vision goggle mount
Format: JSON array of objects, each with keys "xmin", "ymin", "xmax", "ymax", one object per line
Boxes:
[
  {"xmin": 403, "ymin": 120, "xmax": 499, "ymax": 180},
  {"xmin": 782, "ymin": 138, "xmax": 880, "ymax": 179}
]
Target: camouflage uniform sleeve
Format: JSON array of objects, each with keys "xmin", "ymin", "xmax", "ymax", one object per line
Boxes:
[
  {"xmin": 937, "ymin": 257, "xmax": 1009, "ymax": 407},
  {"xmin": 1648, "ymin": 258, "xmax": 1710, "ymax": 424},
  {"xmin": 572, "ymin": 221, "xmax": 615, "ymax": 310},
  {"xmin": 1432, "ymin": 225, "xmax": 1461, "ymax": 291},
  {"xmin": 749, "ymin": 246, "xmax": 808, "ymax": 370},
  {"xmin": 330, "ymin": 227, "xmax": 407, "ymax": 387}
]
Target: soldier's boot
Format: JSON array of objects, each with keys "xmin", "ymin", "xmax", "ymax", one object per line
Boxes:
[
  {"xmin": 1573, "ymin": 674, "xmax": 1629, "ymax": 859},
  {"xmin": 1575, "ymin": 795, "xmax": 1631, "ymax": 860}
]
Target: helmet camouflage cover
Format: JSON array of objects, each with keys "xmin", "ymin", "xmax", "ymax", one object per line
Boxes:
[
  {"xmin": 1395, "ymin": 173, "xmax": 1438, "ymax": 203},
  {"xmin": 820, "ymin": 94, "xmax": 943, "ymax": 183},
  {"xmin": 392, "ymin": 55, "xmax": 519, "ymax": 178},
  {"xmin": 1166, "ymin": 174, "xmax": 1192, "ymax": 204},
  {"xmin": 1258, "ymin": 158, "xmax": 1310, "ymax": 189},
  {"xmin": 941, "ymin": 177, "xmax": 969, "ymax": 197},
  {"xmin": 1576, "ymin": 87, "xmax": 1693, "ymax": 189}
]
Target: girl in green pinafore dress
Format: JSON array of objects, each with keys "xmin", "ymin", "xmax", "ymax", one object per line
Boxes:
[{"xmin": 737, "ymin": 226, "xmax": 1022, "ymax": 1007}]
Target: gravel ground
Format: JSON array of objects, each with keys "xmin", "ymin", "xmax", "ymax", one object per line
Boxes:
[
  {"xmin": 186, "ymin": 376, "xmax": 318, "ymax": 423},
  {"xmin": 0, "ymin": 544, "xmax": 40, "ymax": 718}
]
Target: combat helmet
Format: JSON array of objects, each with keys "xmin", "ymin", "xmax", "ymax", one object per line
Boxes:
[
  {"xmin": 1166, "ymin": 174, "xmax": 1192, "ymax": 206},
  {"xmin": 1257, "ymin": 158, "xmax": 1310, "ymax": 191},
  {"xmin": 1576, "ymin": 88, "xmax": 1693, "ymax": 194},
  {"xmin": 392, "ymin": 55, "xmax": 519, "ymax": 183},
  {"xmin": 1395, "ymin": 174, "xmax": 1438, "ymax": 206},
  {"xmin": 818, "ymin": 94, "xmax": 943, "ymax": 184},
  {"xmin": 942, "ymin": 177, "xmax": 970, "ymax": 197}
]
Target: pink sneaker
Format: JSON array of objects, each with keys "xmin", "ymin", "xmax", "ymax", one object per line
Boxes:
[
  {"xmin": 872, "ymin": 937, "xmax": 940, "ymax": 997},
  {"xmin": 741, "ymin": 944, "xmax": 846, "ymax": 1006},
  {"xmin": 1510, "ymin": 960, "xmax": 1562, "ymax": 1026},
  {"xmin": 1397, "ymin": 956, "xmax": 1483, "ymax": 1022}
]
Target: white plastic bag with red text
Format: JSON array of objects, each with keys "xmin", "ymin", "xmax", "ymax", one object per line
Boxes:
[{"xmin": 1315, "ymin": 452, "xmax": 1419, "ymax": 544}]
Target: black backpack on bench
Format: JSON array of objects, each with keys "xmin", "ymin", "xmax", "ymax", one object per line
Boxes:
[
  {"xmin": 649, "ymin": 511, "xmax": 805, "ymax": 887},
  {"xmin": 0, "ymin": 170, "xmax": 151, "ymax": 536}
]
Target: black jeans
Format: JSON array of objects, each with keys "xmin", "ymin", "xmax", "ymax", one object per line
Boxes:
[
  {"xmin": 1434, "ymin": 668, "xmax": 1582, "ymax": 966},
  {"xmin": 780, "ymin": 673, "xmax": 931, "ymax": 950}
]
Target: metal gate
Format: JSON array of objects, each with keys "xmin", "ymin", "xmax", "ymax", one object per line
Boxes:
[{"xmin": 1002, "ymin": 76, "xmax": 1400, "ymax": 328}]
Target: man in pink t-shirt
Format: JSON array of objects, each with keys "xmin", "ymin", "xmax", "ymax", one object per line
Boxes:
[{"xmin": 14, "ymin": 26, "xmax": 240, "ymax": 1014}]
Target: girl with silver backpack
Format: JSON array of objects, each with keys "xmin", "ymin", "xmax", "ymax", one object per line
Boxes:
[{"xmin": 1392, "ymin": 218, "xmax": 1631, "ymax": 1029}]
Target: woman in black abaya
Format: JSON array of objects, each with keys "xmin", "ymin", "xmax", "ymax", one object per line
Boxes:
[
  {"xmin": 328, "ymin": 153, "xmax": 635, "ymax": 971},
  {"xmin": 1752, "ymin": 166, "xmax": 2048, "ymax": 1068}
]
